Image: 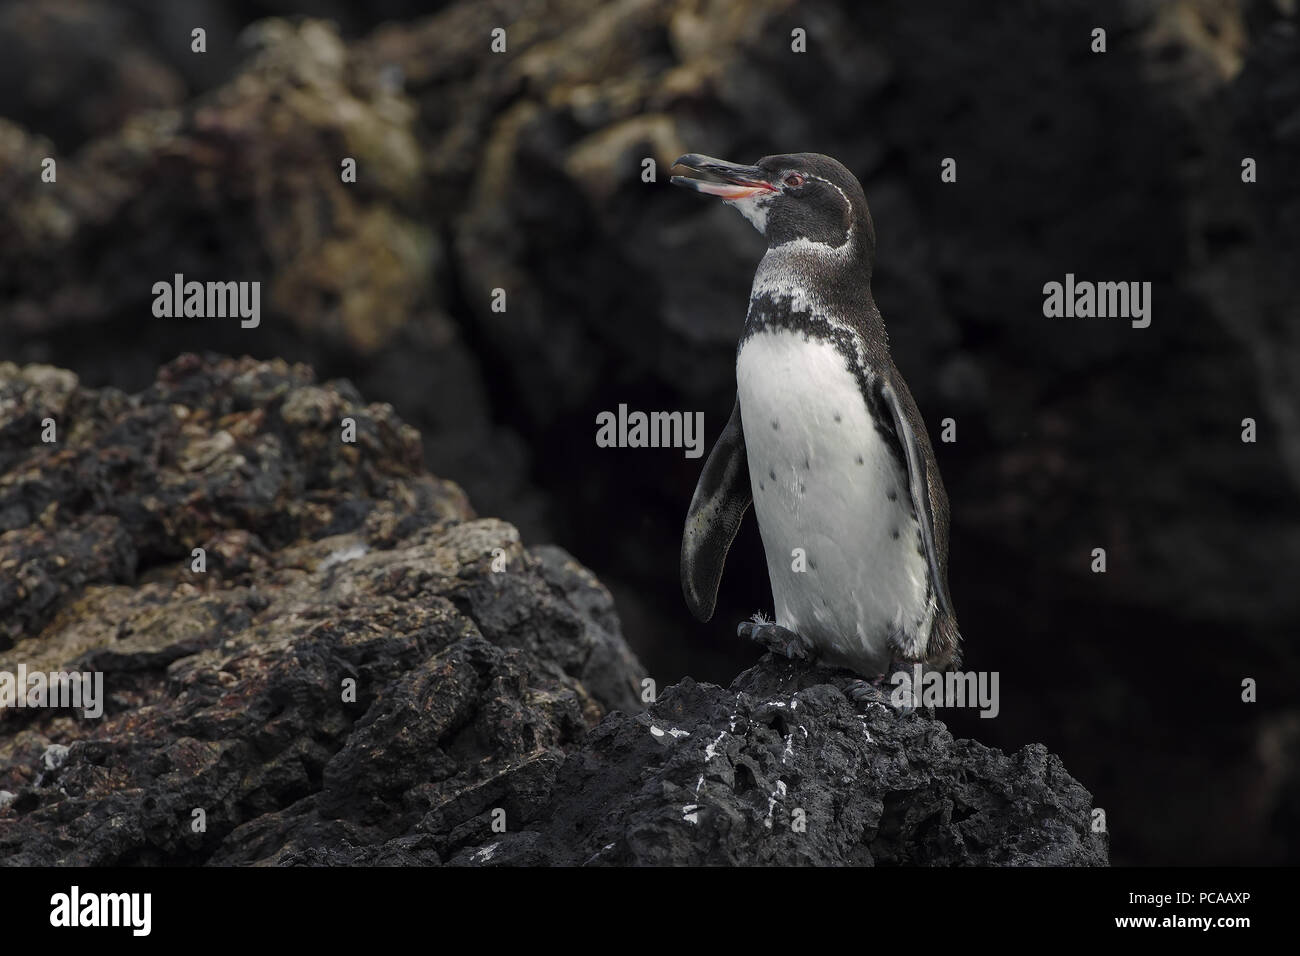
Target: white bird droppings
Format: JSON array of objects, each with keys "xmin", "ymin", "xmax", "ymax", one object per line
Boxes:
[
  {"xmin": 320, "ymin": 542, "xmax": 368, "ymax": 570},
  {"xmin": 650, "ymin": 724, "xmax": 691, "ymax": 739},
  {"xmin": 41, "ymin": 744, "xmax": 69, "ymax": 772}
]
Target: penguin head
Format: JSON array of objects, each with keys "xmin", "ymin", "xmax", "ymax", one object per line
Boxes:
[{"xmin": 671, "ymin": 152, "xmax": 874, "ymax": 261}]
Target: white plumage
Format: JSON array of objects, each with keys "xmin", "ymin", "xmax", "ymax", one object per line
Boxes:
[{"xmin": 736, "ymin": 328, "xmax": 935, "ymax": 675}]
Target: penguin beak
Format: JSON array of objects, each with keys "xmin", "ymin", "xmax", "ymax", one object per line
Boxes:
[{"xmin": 670, "ymin": 154, "xmax": 777, "ymax": 200}]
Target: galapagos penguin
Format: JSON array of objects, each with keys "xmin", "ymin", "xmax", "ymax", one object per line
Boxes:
[{"xmin": 672, "ymin": 152, "xmax": 961, "ymax": 701}]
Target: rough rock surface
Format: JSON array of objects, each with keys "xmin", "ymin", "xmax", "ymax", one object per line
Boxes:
[
  {"xmin": 0, "ymin": 356, "xmax": 1103, "ymax": 865},
  {"xmin": 482, "ymin": 663, "xmax": 1106, "ymax": 867},
  {"xmin": 0, "ymin": 14, "xmax": 548, "ymax": 540}
]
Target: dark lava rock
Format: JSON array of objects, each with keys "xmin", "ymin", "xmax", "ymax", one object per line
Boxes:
[
  {"xmin": 0, "ymin": 16, "xmax": 550, "ymax": 541},
  {"xmin": 0, "ymin": 0, "xmax": 187, "ymax": 151},
  {"xmin": 0, "ymin": 355, "xmax": 640, "ymax": 864},
  {"xmin": 0, "ymin": 356, "xmax": 1102, "ymax": 865},
  {"xmin": 481, "ymin": 662, "xmax": 1107, "ymax": 867}
]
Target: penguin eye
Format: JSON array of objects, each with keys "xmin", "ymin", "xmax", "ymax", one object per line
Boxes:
[{"xmin": 783, "ymin": 173, "xmax": 806, "ymax": 188}]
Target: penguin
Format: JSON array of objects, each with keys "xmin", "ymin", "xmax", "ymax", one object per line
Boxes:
[{"xmin": 671, "ymin": 152, "xmax": 961, "ymax": 702}]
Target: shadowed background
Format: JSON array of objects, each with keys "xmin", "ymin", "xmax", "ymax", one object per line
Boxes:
[{"xmin": 1, "ymin": 0, "xmax": 1297, "ymax": 864}]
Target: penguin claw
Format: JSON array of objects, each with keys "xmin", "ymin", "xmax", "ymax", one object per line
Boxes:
[
  {"xmin": 845, "ymin": 666, "xmax": 917, "ymax": 716},
  {"xmin": 737, "ymin": 619, "xmax": 811, "ymax": 660},
  {"xmin": 845, "ymin": 680, "xmax": 891, "ymax": 711}
]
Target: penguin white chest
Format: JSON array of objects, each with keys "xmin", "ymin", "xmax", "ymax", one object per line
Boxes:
[{"xmin": 735, "ymin": 328, "xmax": 934, "ymax": 675}]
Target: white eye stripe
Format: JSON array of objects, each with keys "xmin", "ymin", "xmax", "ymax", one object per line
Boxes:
[{"xmin": 804, "ymin": 174, "xmax": 851, "ymax": 208}]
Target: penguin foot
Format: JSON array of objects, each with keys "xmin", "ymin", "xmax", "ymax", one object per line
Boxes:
[
  {"xmin": 737, "ymin": 617, "xmax": 812, "ymax": 660},
  {"xmin": 845, "ymin": 679, "xmax": 893, "ymax": 712},
  {"xmin": 845, "ymin": 663, "xmax": 917, "ymax": 716}
]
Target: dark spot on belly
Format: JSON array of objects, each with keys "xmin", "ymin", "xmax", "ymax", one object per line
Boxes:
[
  {"xmin": 759, "ymin": 481, "xmax": 765, "ymax": 491},
  {"xmin": 891, "ymin": 528, "xmax": 900, "ymax": 540},
  {"xmin": 855, "ymin": 455, "xmax": 864, "ymax": 465},
  {"xmin": 833, "ymin": 412, "xmax": 842, "ymax": 423},
  {"xmin": 809, "ymin": 559, "xmax": 817, "ymax": 571},
  {"xmin": 798, "ymin": 481, "xmax": 806, "ymax": 494},
  {"xmin": 771, "ymin": 420, "xmax": 779, "ymax": 431},
  {"xmin": 803, "ymin": 456, "xmax": 810, "ymax": 470},
  {"xmin": 886, "ymin": 489, "xmax": 898, "ymax": 502},
  {"xmin": 768, "ymin": 468, "xmax": 776, "ymax": 481}
]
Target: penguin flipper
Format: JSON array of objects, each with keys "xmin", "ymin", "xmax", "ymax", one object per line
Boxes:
[
  {"xmin": 681, "ymin": 400, "xmax": 752, "ymax": 622},
  {"xmin": 877, "ymin": 380, "xmax": 954, "ymax": 620}
]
